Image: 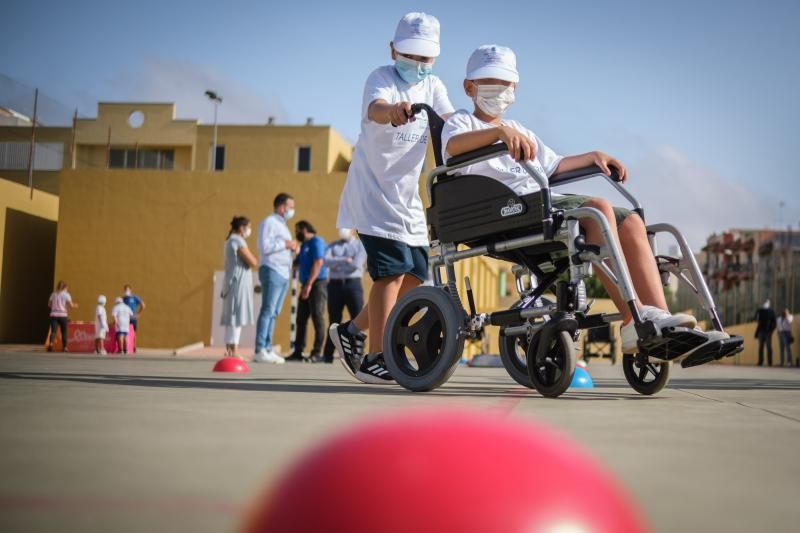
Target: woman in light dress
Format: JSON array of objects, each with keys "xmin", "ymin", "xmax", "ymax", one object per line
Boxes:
[{"xmin": 221, "ymin": 216, "xmax": 258, "ymax": 358}]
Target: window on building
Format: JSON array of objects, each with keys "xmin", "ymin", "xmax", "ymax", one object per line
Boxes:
[
  {"xmin": 214, "ymin": 145, "xmax": 225, "ymax": 171},
  {"xmin": 109, "ymin": 148, "xmax": 174, "ymax": 169},
  {"xmin": 0, "ymin": 141, "xmax": 64, "ymax": 170},
  {"xmin": 207, "ymin": 145, "xmax": 225, "ymax": 170},
  {"xmin": 296, "ymin": 146, "xmax": 311, "ymax": 172}
]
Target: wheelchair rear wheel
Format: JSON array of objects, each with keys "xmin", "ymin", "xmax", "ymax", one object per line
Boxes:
[
  {"xmin": 383, "ymin": 286, "xmax": 466, "ymax": 392},
  {"xmin": 527, "ymin": 330, "xmax": 576, "ymax": 398},
  {"xmin": 499, "ymin": 332, "xmax": 534, "ymax": 389},
  {"xmin": 622, "ymin": 354, "xmax": 671, "ymax": 395}
]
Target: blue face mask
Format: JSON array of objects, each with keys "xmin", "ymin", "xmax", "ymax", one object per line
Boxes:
[{"xmin": 395, "ymin": 55, "xmax": 433, "ymax": 84}]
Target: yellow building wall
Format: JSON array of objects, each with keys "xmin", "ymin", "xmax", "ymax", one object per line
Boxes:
[
  {"xmin": 195, "ymin": 126, "xmax": 334, "ymax": 173},
  {"xmin": 0, "ymin": 177, "xmax": 60, "ymax": 288},
  {"xmin": 54, "ymin": 168, "xmax": 349, "ymax": 350},
  {"xmin": 0, "ymin": 126, "xmax": 72, "ymax": 195},
  {"xmin": 76, "ymin": 103, "xmax": 197, "ymax": 148},
  {"xmin": 328, "ymin": 129, "xmax": 353, "ymax": 173}
]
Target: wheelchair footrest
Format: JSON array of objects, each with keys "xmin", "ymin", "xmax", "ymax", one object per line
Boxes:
[
  {"xmin": 715, "ymin": 336, "xmax": 744, "ymax": 360},
  {"xmin": 638, "ymin": 326, "xmax": 707, "ymax": 362},
  {"xmin": 681, "ymin": 340, "xmax": 725, "ymax": 368},
  {"xmin": 680, "ymin": 335, "xmax": 744, "ymax": 368}
]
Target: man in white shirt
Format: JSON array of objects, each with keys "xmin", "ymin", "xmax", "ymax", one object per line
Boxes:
[
  {"xmin": 330, "ymin": 12, "xmax": 454, "ymax": 384},
  {"xmin": 254, "ymin": 193, "xmax": 298, "ymax": 363}
]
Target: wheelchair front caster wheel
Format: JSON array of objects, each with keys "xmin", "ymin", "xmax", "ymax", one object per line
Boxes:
[
  {"xmin": 383, "ymin": 286, "xmax": 466, "ymax": 392},
  {"xmin": 499, "ymin": 331, "xmax": 534, "ymax": 389},
  {"xmin": 527, "ymin": 330, "xmax": 576, "ymax": 398},
  {"xmin": 622, "ymin": 354, "xmax": 671, "ymax": 395}
]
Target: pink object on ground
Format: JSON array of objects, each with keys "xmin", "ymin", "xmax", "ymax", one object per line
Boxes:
[
  {"xmin": 60, "ymin": 322, "xmax": 135, "ymax": 354},
  {"xmin": 213, "ymin": 357, "xmax": 250, "ymax": 373},
  {"xmin": 243, "ymin": 409, "xmax": 647, "ymax": 533}
]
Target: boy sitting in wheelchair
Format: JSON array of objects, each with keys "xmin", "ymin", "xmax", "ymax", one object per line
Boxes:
[{"xmin": 441, "ymin": 44, "xmax": 729, "ymax": 357}]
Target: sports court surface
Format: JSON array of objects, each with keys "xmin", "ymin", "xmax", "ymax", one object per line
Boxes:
[{"xmin": 1, "ymin": 351, "xmax": 798, "ymax": 532}]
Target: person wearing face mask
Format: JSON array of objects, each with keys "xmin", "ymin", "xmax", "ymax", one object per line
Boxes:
[
  {"xmin": 754, "ymin": 298, "xmax": 777, "ymax": 366},
  {"xmin": 321, "ymin": 228, "xmax": 367, "ymax": 363},
  {"xmin": 443, "ymin": 45, "xmax": 730, "ymax": 356},
  {"xmin": 122, "ymin": 284, "xmax": 146, "ymax": 352},
  {"xmin": 287, "ymin": 220, "xmax": 329, "ymax": 362},
  {"xmin": 331, "ymin": 12, "xmax": 455, "ymax": 384},
  {"xmin": 221, "ymin": 216, "xmax": 259, "ymax": 359},
  {"xmin": 254, "ymin": 193, "xmax": 298, "ymax": 363}
]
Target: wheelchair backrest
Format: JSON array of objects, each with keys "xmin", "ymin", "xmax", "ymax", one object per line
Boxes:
[{"xmin": 427, "ymin": 174, "xmax": 545, "ymax": 245}]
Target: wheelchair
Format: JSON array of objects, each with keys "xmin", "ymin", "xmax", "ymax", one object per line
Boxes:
[{"xmin": 381, "ymin": 104, "xmax": 744, "ymax": 397}]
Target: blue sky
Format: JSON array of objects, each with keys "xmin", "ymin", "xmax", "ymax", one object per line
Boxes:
[{"xmin": 3, "ymin": 0, "xmax": 799, "ymax": 249}]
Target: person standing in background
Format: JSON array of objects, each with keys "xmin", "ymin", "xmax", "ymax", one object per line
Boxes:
[
  {"xmin": 220, "ymin": 216, "xmax": 258, "ymax": 359},
  {"xmin": 322, "ymin": 228, "xmax": 366, "ymax": 363},
  {"xmin": 777, "ymin": 308, "xmax": 794, "ymax": 367},
  {"xmin": 122, "ymin": 284, "xmax": 146, "ymax": 353},
  {"xmin": 754, "ymin": 299, "xmax": 777, "ymax": 367},
  {"xmin": 112, "ymin": 297, "xmax": 134, "ymax": 355},
  {"xmin": 287, "ymin": 220, "xmax": 329, "ymax": 362},
  {"xmin": 95, "ymin": 295, "xmax": 109, "ymax": 355},
  {"xmin": 47, "ymin": 280, "xmax": 78, "ymax": 352},
  {"xmin": 254, "ymin": 193, "xmax": 298, "ymax": 363}
]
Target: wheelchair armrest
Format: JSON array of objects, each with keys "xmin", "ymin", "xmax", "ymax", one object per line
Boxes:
[
  {"xmin": 445, "ymin": 142, "xmax": 508, "ymax": 167},
  {"xmin": 549, "ymin": 165, "xmax": 621, "ymax": 188}
]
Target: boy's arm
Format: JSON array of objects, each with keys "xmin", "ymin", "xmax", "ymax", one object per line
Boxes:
[
  {"xmin": 368, "ymin": 100, "xmax": 417, "ymax": 126},
  {"xmin": 445, "ymin": 125, "xmax": 536, "ymax": 162},
  {"xmin": 555, "ymin": 151, "xmax": 628, "ymax": 182}
]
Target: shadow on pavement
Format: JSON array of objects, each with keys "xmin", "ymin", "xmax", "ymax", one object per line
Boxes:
[{"xmin": 1, "ymin": 371, "xmax": 655, "ymax": 400}]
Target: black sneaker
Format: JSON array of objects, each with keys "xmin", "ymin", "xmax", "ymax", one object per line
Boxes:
[
  {"xmin": 329, "ymin": 322, "xmax": 365, "ymax": 378},
  {"xmin": 355, "ymin": 353, "xmax": 395, "ymax": 384}
]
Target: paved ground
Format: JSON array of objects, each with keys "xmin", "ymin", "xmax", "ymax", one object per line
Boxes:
[{"xmin": 1, "ymin": 351, "xmax": 799, "ymax": 533}]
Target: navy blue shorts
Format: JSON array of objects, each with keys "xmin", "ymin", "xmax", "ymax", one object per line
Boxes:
[{"xmin": 358, "ymin": 233, "xmax": 429, "ymax": 282}]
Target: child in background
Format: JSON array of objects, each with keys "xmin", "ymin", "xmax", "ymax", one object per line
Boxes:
[
  {"xmin": 112, "ymin": 297, "xmax": 134, "ymax": 355},
  {"xmin": 94, "ymin": 295, "xmax": 108, "ymax": 355}
]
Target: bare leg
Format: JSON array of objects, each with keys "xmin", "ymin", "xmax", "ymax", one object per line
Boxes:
[
  {"xmin": 617, "ymin": 214, "xmax": 667, "ymax": 309},
  {"xmin": 579, "ymin": 198, "xmax": 634, "ymax": 321},
  {"xmin": 354, "ymin": 274, "xmax": 422, "ymax": 353}
]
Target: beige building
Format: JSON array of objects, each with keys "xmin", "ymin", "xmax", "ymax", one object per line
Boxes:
[{"xmin": 0, "ymin": 102, "xmax": 503, "ymax": 355}]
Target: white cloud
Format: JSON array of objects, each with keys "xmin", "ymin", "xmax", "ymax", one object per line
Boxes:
[
  {"xmin": 108, "ymin": 56, "xmax": 286, "ymax": 124},
  {"xmin": 557, "ymin": 144, "xmax": 786, "ymax": 252}
]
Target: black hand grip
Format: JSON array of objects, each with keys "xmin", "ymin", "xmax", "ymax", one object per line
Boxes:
[
  {"xmin": 445, "ymin": 142, "xmax": 509, "ymax": 167},
  {"xmin": 410, "ymin": 103, "xmax": 427, "ymax": 116}
]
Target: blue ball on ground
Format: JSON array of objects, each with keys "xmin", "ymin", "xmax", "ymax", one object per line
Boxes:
[{"xmin": 570, "ymin": 365, "xmax": 594, "ymax": 388}]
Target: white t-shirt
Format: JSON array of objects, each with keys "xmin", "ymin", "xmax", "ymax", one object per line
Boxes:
[
  {"xmin": 441, "ymin": 110, "xmax": 564, "ymax": 195},
  {"xmin": 48, "ymin": 290, "xmax": 72, "ymax": 317},
  {"xmin": 95, "ymin": 305, "xmax": 108, "ymax": 338},
  {"xmin": 112, "ymin": 303, "xmax": 134, "ymax": 333},
  {"xmin": 337, "ymin": 65, "xmax": 455, "ymax": 246}
]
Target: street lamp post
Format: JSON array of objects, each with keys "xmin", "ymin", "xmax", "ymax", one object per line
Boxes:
[{"xmin": 205, "ymin": 90, "xmax": 222, "ymax": 170}]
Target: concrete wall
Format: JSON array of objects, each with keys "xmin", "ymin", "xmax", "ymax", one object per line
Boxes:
[{"xmin": 0, "ymin": 178, "xmax": 59, "ymax": 342}]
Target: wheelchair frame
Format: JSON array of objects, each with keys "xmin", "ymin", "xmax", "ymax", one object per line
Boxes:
[{"xmin": 381, "ymin": 104, "xmax": 743, "ymax": 396}]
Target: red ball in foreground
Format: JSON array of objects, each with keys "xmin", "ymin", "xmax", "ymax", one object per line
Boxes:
[
  {"xmin": 212, "ymin": 357, "xmax": 249, "ymax": 373},
  {"xmin": 243, "ymin": 409, "xmax": 646, "ymax": 533}
]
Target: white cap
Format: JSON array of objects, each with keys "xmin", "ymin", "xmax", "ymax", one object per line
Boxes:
[
  {"xmin": 98, "ymin": 295, "xmax": 106, "ymax": 305},
  {"xmin": 393, "ymin": 12, "xmax": 440, "ymax": 58},
  {"xmin": 466, "ymin": 45, "xmax": 519, "ymax": 83}
]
